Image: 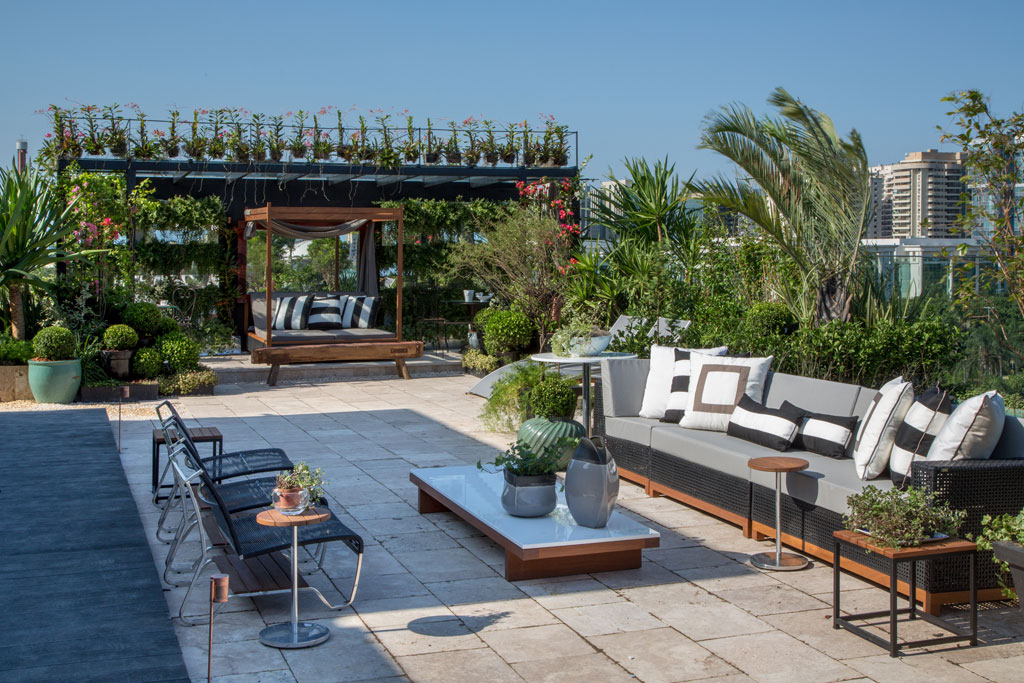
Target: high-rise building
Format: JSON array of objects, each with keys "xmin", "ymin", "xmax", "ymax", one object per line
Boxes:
[{"xmin": 868, "ymin": 150, "xmax": 967, "ymax": 239}]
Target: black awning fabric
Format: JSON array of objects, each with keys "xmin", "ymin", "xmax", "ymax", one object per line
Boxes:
[{"xmin": 262, "ymin": 218, "xmax": 369, "ymax": 239}]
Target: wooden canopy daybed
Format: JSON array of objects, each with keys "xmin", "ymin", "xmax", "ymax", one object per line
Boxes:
[{"xmin": 242, "ymin": 204, "xmax": 422, "ymax": 384}]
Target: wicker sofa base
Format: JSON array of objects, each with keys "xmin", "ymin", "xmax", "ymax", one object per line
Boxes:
[{"xmin": 650, "ymin": 448, "xmax": 753, "ymax": 535}]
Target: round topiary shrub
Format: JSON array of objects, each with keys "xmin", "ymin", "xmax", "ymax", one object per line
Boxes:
[
  {"xmin": 473, "ymin": 306, "xmax": 497, "ymax": 330},
  {"xmin": 528, "ymin": 375, "xmax": 578, "ymax": 418},
  {"xmin": 155, "ymin": 315, "xmax": 180, "ymax": 336},
  {"xmin": 484, "ymin": 310, "xmax": 534, "ymax": 355},
  {"xmin": 122, "ymin": 302, "xmax": 164, "ymax": 337},
  {"xmin": 32, "ymin": 326, "xmax": 76, "ymax": 361},
  {"xmin": 158, "ymin": 333, "xmax": 201, "ymax": 373},
  {"xmin": 103, "ymin": 324, "xmax": 139, "ymax": 350},
  {"xmin": 133, "ymin": 347, "xmax": 164, "ymax": 379},
  {"xmin": 744, "ymin": 302, "xmax": 796, "ymax": 338}
]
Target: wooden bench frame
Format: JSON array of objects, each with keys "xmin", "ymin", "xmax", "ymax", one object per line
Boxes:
[{"xmin": 251, "ymin": 340, "xmax": 424, "ymax": 384}]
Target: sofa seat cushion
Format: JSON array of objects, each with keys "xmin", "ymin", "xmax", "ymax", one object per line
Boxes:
[
  {"xmin": 605, "ymin": 417, "xmax": 662, "ymax": 447},
  {"xmin": 254, "ymin": 327, "xmax": 395, "ymax": 342},
  {"xmin": 651, "ymin": 425, "xmax": 782, "ymax": 480},
  {"xmin": 748, "ymin": 451, "xmax": 893, "ymax": 515}
]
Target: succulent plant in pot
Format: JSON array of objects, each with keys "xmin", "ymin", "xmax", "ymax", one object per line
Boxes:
[
  {"xmin": 273, "ymin": 462, "xmax": 327, "ymax": 515},
  {"xmin": 184, "ymin": 110, "xmax": 208, "ymax": 160},
  {"xmin": 481, "ymin": 439, "xmax": 570, "ymax": 518},
  {"xmin": 101, "ymin": 324, "xmax": 138, "ymax": 379},
  {"xmin": 517, "ymin": 373, "xmax": 585, "ymax": 469},
  {"xmin": 28, "ymin": 326, "xmax": 81, "ymax": 404},
  {"xmin": 268, "ymin": 115, "xmax": 285, "ymax": 162},
  {"xmin": 444, "ymin": 122, "xmax": 461, "ymax": 164}
]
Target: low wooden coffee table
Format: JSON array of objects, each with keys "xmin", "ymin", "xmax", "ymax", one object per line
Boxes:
[{"xmin": 410, "ymin": 466, "xmax": 660, "ymax": 581}]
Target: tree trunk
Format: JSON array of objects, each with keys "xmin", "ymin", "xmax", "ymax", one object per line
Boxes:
[
  {"xmin": 9, "ymin": 283, "xmax": 25, "ymax": 339},
  {"xmin": 816, "ymin": 278, "xmax": 851, "ymax": 324}
]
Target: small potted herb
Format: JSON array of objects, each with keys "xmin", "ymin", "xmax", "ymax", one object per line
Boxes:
[
  {"xmin": 481, "ymin": 439, "xmax": 566, "ymax": 518},
  {"xmin": 28, "ymin": 326, "xmax": 81, "ymax": 404},
  {"xmin": 974, "ymin": 508, "xmax": 1024, "ymax": 606},
  {"xmin": 101, "ymin": 324, "xmax": 138, "ymax": 379},
  {"xmin": 843, "ymin": 485, "xmax": 966, "ymax": 549},
  {"xmin": 273, "ymin": 462, "xmax": 327, "ymax": 515}
]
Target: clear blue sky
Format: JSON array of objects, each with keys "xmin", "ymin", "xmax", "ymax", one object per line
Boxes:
[{"xmin": 2, "ymin": 0, "xmax": 1021, "ymax": 180}]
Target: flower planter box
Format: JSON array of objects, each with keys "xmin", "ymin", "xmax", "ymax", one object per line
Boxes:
[
  {"xmin": 0, "ymin": 365, "xmax": 33, "ymax": 402},
  {"xmin": 79, "ymin": 381, "xmax": 159, "ymax": 403}
]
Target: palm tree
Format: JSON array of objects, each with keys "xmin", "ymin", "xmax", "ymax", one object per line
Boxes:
[
  {"xmin": 0, "ymin": 163, "xmax": 87, "ymax": 338},
  {"xmin": 692, "ymin": 88, "xmax": 871, "ymax": 323}
]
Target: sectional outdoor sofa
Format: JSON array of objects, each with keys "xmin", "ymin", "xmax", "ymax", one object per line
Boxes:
[{"xmin": 594, "ymin": 358, "xmax": 1024, "ymax": 614}]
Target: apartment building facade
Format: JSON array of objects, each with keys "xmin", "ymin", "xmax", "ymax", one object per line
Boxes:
[{"xmin": 868, "ymin": 149, "xmax": 967, "ymax": 239}]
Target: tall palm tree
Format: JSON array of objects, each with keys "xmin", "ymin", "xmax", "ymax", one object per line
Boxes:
[
  {"xmin": 692, "ymin": 88, "xmax": 871, "ymax": 323},
  {"xmin": 0, "ymin": 163, "xmax": 87, "ymax": 338}
]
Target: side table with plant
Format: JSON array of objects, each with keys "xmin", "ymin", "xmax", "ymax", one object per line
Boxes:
[
  {"xmin": 273, "ymin": 462, "xmax": 327, "ymax": 515},
  {"xmin": 974, "ymin": 508, "xmax": 1024, "ymax": 604},
  {"xmin": 517, "ymin": 373, "xmax": 585, "ymax": 468},
  {"xmin": 843, "ymin": 485, "xmax": 967, "ymax": 549},
  {"xmin": 28, "ymin": 325, "xmax": 81, "ymax": 404}
]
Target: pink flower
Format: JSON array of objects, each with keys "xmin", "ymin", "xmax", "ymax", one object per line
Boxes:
[{"xmin": 102, "ymin": 217, "xmax": 112, "ymax": 226}]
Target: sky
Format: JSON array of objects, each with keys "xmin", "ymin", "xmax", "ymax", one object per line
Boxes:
[{"xmin": 2, "ymin": 0, "xmax": 1022, "ymax": 181}]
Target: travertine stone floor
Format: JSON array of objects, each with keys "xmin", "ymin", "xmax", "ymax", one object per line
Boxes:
[{"xmin": 110, "ymin": 375, "xmax": 1023, "ymax": 682}]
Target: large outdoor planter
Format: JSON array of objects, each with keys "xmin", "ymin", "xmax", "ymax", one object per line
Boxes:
[
  {"xmin": 993, "ymin": 541, "xmax": 1024, "ymax": 610},
  {"xmin": 501, "ymin": 470, "xmax": 556, "ymax": 518},
  {"xmin": 517, "ymin": 416, "xmax": 586, "ymax": 469},
  {"xmin": 28, "ymin": 359, "xmax": 82, "ymax": 404},
  {"xmin": 0, "ymin": 365, "xmax": 33, "ymax": 401}
]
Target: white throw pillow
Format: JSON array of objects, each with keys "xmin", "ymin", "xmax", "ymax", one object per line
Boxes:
[
  {"xmin": 678, "ymin": 353, "xmax": 773, "ymax": 432},
  {"xmin": 927, "ymin": 391, "xmax": 1006, "ymax": 461},
  {"xmin": 638, "ymin": 345, "xmax": 727, "ymax": 420},
  {"xmin": 853, "ymin": 376, "xmax": 914, "ymax": 480}
]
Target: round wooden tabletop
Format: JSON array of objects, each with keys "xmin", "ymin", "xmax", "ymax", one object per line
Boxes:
[
  {"xmin": 748, "ymin": 456, "xmax": 809, "ymax": 473},
  {"xmin": 256, "ymin": 507, "xmax": 330, "ymax": 527}
]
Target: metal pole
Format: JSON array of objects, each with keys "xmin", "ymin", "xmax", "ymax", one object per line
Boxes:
[
  {"xmin": 15, "ymin": 139, "xmax": 27, "ymax": 171},
  {"xmin": 208, "ymin": 574, "xmax": 229, "ymax": 682},
  {"xmin": 775, "ymin": 472, "xmax": 782, "ymax": 564},
  {"xmin": 292, "ymin": 526, "xmax": 299, "ymax": 640}
]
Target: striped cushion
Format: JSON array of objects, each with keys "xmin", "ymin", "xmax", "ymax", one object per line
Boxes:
[
  {"xmin": 889, "ymin": 386, "xmax": 952, "ymax": 486},
  {"xmin": 853, "ymin": 376, "xmax": 914, "ymax": 480},
  {"xmin": 784, "ymin": 402, "xmax": 859, "ymax": 459},
  {"xmin": 659, "ymin": 346, "xmax": 728, "ymax": 423},
  {"xmin": 727, "ymin": 395, "xmax": 805, "ymax": 451},
  {"xmin": 308, "ymin": 296, "xmax": 346, "ymax": 330},
  {"xmin": 271, "ymin": 295, "xmax": 314, "ymax": 330},
  {"xmin": 341, "ymin": 295, "xmax": 379, "ymax": 329}
]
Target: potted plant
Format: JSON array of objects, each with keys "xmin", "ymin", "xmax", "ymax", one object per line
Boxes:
[
  {"xmin": 376, "ymin": 114, "xmax": 399, "ymax": 169},
  {"xmin": 273, "ymin": 462, "xmax": 327, "ymax": 515},
  {"xmin": 461, "ymin": 348, "xmax": 499, "ymax": 378},
  {"xmin": 312, "ymin": 115, "xmax": 332, "ymax": 161},
  {"xmin": 268, "ymin": 115, "xmax": 285, "ymax": 162},
  {"xmin": 403, "ymin": 115, "xmax": 420, "ymax": 163},
  {"xmin": 184, "ymin": 110, "xmax": 208, "ymax": 161},
  {"xmin": 444, "ymin": 122, "xmax": 461, "ymax": 165},
  {"xmin": 207, "ymin": 109, "xmax": 226, "ymax": 159},
  {"xmin": 482, "ymin": 121, "xmax": 499, "ymax": 166},
  {"xmin": 81, "ymin": 105, "xmax": 106, "ymax": 156},
  {"xmin": 161, "ymin": 110, "xmax": 182, "ymax": 158},
  {"xmin": 843, "ymin": 485, "xmax": 967, "ymax": 549},
  {"xmin": 463, "ymin": 121, "xmax": 481, "ymax": 167},
  {"xmin": 228, "ymin": 111, "xmax": 251, "ymax": 163},
  {"xmin": 481, "ymin": 440, "xmax": 565, "ymax": 518},
  {"xmin": 0, "ymin": 333, "xmax": 33, "ymax": 401},
  {"xmin": 483, "ymin": 309, "xmax": 534, "ymax": 360},
  {"xmin": 974, "ymin": 508, "xmax": 1024, "ymax": 606},
  {"xmin": 551, "ymin": 320, "xmax": 612, "ymax": 357},
  {"xmin": 103, "ymin": 104, "xmax": 128, "ymax": 158},
  {"xmin": 131, "ymin": 111, "xmax": 160, "ymax": 160},
  {"xmin": 101, "ymin": 324, "xmax": 138, "ymax": 379},
  {"xmin": 501, "ymin": 123, "xmax": 518, "ymax": 165},
  {"xmin": 517, "ymin": 373, "xmax": 585, "ymax": 468},
  {"xmin": 251, "ymin": 113, "xmax": 267, "ymax": 162},
  {"xmin": 424, "ymin": 118, "xmax": 441, "ymax": 164},
  {"xmin": 28, "ymin": 326, "xmax": 81, "ymax": 404}
]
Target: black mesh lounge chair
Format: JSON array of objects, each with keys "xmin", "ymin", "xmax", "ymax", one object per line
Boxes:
[{"xmin": 167, "ymin": 446, "xmax": 363, "ymax": 626}]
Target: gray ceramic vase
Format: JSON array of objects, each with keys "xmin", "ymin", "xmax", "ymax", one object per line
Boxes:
[
  {"xmin": 565, "ymin": 436, "xmax": 618, "ymax": 528},
  {"xmin": 501, "ymin": 470, "xmax": 557, "ymax": 517}
]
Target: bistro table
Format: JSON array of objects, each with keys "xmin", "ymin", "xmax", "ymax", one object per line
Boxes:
[
  {"xmin": 748, "ymin": 456, "xmax": 810, "ymax": 571},
  {"xmin": 255, "ymin": 506, "xmax": 332, "ymax": 648},
  {"xmin": 531, "ymin": 352, "xmax": 638, "ymax": 437}
]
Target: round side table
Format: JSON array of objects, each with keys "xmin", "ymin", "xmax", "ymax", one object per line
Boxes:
[
  {"xmin": 748, "ymin": 456, "xmax": 810, "ymax": 571},
  {"xmin": 255, "ymin": 506, "xmax": 331, "ymax": 648},
  {"xmin": 531, "ymin": 352, "xmax": 637, "ymax": 437}
]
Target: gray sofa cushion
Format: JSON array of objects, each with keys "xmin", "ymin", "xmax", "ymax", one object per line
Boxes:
[
  {"xmin": 748, "ymin": 451, "xmax": 892, "ymax": 515},
  {"xmin": 600, "ymin": 358, "xmax": 650, "ymax": 417},
  {"xmin": 993, "ymin": 417, "xmax": 1024, "ymax": 459},
  {"xmin": 651, "ymin": 425, "xmax": 779, "ymax": 480},
  {"xmin": 606, "ymin": 417, "xmax": 661, "ymax": 447},
  {"xmin": 253, "ymin": 327, "xmax": 395, "ymax": 342},
  {"xmin": 763, "ymin": 372, "xmax": 862, "ymax": 417}
]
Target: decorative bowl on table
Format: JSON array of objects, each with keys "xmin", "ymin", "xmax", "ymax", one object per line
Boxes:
[
  {"xmin": 569, "ymin": 335, "xmax": 612, "ymax": 357},
  {"xmin": 272, "ymin": 487, "xmax": 310, "ymax": 515},
  {"xmin": 476, "ymin": 293, "xmax": 493, "ymax": 303}
]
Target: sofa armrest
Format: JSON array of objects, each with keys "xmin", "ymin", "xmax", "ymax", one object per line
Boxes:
[
  {"xmin": 600, "ymin": 358, "xmax": 649, "ymax": 418},
  {"xmin": 912, "ymin": 458, "xmax": 1024, "ymax": 536}
]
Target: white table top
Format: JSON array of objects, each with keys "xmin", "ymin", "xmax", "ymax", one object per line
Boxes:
[
  {"xmin": 410, "ymin": 465, "xmax": 659, "ymax": 550},
  {"xmin": 531, "ymin": 351, "xmax": 638, "ymax": 365}
]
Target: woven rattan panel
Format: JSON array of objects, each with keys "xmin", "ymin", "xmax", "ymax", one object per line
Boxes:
[
  {"xmin": 650, "ymin": 448, "xmax": 752, "ymax": 518},
  {"xmin": 592, "ymin": 379, "xmax": 606, "ymax": 438},
  {"xmin": 605, "ymin": 435, "xmax": 652, "ymax": 479}
]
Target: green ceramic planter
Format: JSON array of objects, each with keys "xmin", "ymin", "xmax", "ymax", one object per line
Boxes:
[
  {"xmin": 517, "ymin": 416, "xmax": 586, "ymax": 469},
  {"xmin": 28, "ymin": 359, "xmax": 82, "ymax": 404}
]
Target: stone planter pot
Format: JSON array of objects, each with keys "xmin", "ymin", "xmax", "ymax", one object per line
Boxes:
[
  {"xmin": 501, "ymin": 470, "xmax": 556, "ymax": 517},
  {"xmin": 28, "ymin": 358, "xmax": 82, "ymax": 404},
  {"xmin": 0, "ymin": 365, "xmax": 33, "ymax": 401},
  {"xmin": 102, "ymin": 349, "xmax": 133, "ymax": 379},
  {"xmin": 565, "ymin": 436, "xmax": 619, "ymax": 528},
  {"xmin": 517, "ymin": 416, "xmax": 586, "ymax": 469},
  {"xmin": 993, "ymin": 541, "xmax": 1024, "ymax": 611}
]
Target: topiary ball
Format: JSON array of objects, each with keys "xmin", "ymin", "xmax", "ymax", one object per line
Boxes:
[
  {"xmin": 132, "ymin": 347, "xmax": 163, "ymax": 379},
  {"xmin": 528, "ymin": 375, "xmax": 578, "ymax": 419},
  {"xmin": 483, "ymin": 310, "xmax": 534, "ymax": 355},
  {"xmin": 32, "ymin": 326, "xmax": 76, "ymax": 361},
  {"xmin": 103, "ymin": 324, "xmax": 139, "ymax": 350},
  {"xmin": 158, "ymin": 333, "xmax": 201, "ymax": 373},
  {"xmin": 122, "ymin": 302, "xmax": 164, "ymax": 337},
  {"xmin": 155, "ymin": 315, "xmax": 180, "ymax": 336}
]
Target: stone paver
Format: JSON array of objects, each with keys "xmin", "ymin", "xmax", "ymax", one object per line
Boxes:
[{"xmin": 92, "ymin": 374, "xmax": 1024, "ymax": 682}]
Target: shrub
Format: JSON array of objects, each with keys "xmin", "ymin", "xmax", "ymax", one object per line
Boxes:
[
  {"xmin": 103, "ymin": 324, "xmax": 138, "ymax": 350},
  {"xmin": 0, "ymin": 334, "xmax": 33, "ymax": 365},
  {"xmin": 32, "ymin": 326, "xmax": 76, "ymax": 361},
  {"xmin": 473, "ymin": 306, "xmax": 498, "ymax": 329},
  {"xmin": 744, "ymin": 302, "xmax": 796, "ymax": 338},
  {"xmin": 156, "ymin": 315, "xmax": 180, "ymax": 336},
  {"xmin": 482, "ymin": 361, "xmax": 547, "ymax": 431},
  {"xmin": 974, "ymin": 507, "xmax": 1024, "ymax": 596},
  {"xmin": 158, "ymin": 333, "xmax": 201, "ymax": 373},
  {"xmin": 484, "ymin": 310, "xmax": 534, "ymax": 355},
  {"xmin": 132, "ymin": 347, "xmax": 163, "ymax": 379},
  {"xmin": 158, "ymin": 366, "xmax": 218, "ymax": 395},
  {"xmin": 528, "ymin": 375, "xmax": 578, "ymax": 418},
  {"xmin": 122, "ymin": 302, "xmax": 164, "ymax": 336},
  {"xmin": 462, "ymin": 348, "xmax": 499, "ymax": 375},
  {"xmin": 844, "ymin": 485, "xmax": 966, "ymax": 549}
]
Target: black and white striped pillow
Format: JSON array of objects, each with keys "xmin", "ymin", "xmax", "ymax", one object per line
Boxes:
[
  {"xmin": 890, "ymin": 386, "xmax": 952, "ymax": 485},
  {"xmin": 342, "ymin": 295, "xmax": 379, "ymax": 329},
  {"xmin": 727, "ymin": 395, "xmax": 805, "ymax": 451},
  {"xmin": 308, "ymin": 296, "xmax": 347, "ymax": 330},
  {"xmin": 272, "ymin": 295, "xmax": 314, "ymax": 330},
  {"xmin": 661, "ymin": 346, "xmax": 728, "ymax": 423},
  {"xmin": 783, "ymin": 402, "xmax": 859, "ymax": 459}
]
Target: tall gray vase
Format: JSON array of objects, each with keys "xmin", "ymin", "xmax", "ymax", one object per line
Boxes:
[{"xmin": 565, "ymin": 436, "xmax": 618, "ymax": 528}]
